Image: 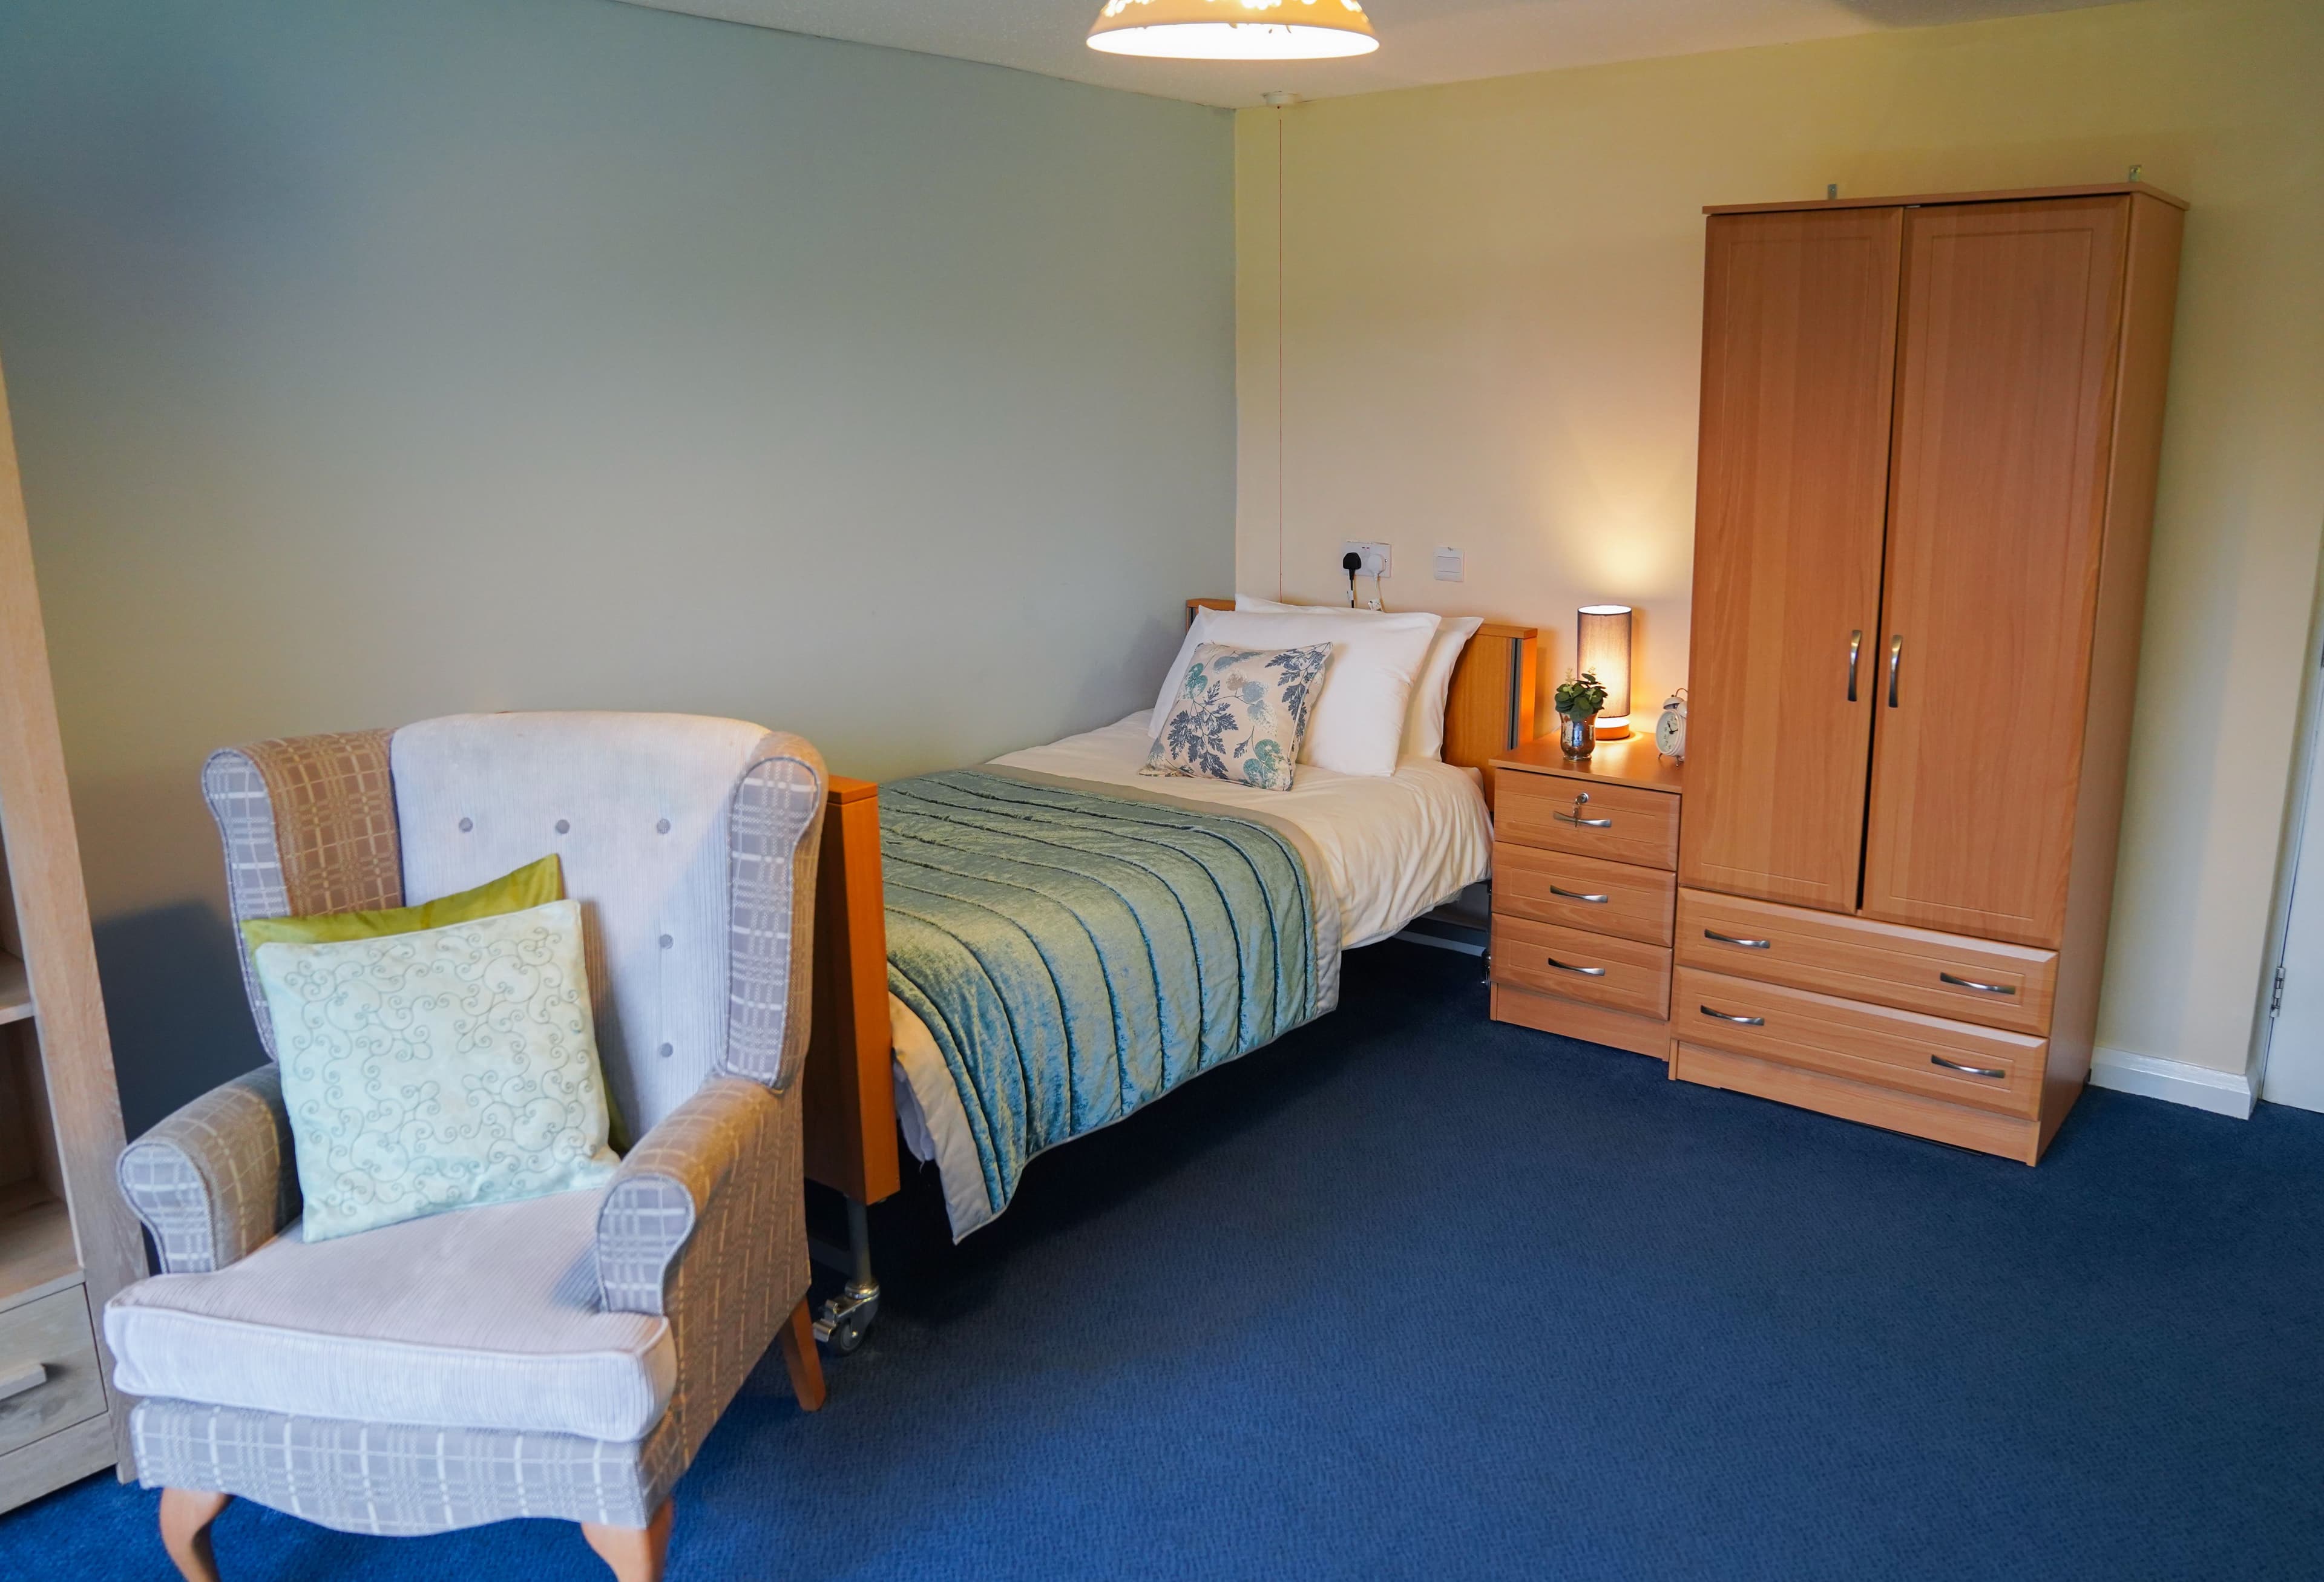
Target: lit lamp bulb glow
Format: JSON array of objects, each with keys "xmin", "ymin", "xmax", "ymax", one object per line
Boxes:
[
  {"xmin": 1088, "ymin": 0, "xmax": 1379, "ymax": 60},
  {"xmin": 1577, "ymin": 605, "xmax": 1634, "ymax": 740}
]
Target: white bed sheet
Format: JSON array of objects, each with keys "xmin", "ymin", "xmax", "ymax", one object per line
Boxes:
[
  {"xmin": 990, "ymin": 711, "xmax": 1492, "ymax": 948},
  {"xmin": 890, "ymin": 712, "xmax": 1494, "ymax": 1216}
]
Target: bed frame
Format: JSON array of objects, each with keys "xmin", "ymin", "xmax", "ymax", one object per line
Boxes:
[{"xmin": 797, "ymin": 601, "xmax": 1537, "ymax": 1350}]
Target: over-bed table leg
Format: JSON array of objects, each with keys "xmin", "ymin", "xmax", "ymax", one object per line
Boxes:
[{"xmin": 812, "ymin": 1195, "xmax": 881, "ymax": 1353}]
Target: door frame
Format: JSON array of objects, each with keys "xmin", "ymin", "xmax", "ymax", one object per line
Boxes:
[{"xmin": 2254, "ymin": 539, "xmax": 2324, "ymax": 1103}]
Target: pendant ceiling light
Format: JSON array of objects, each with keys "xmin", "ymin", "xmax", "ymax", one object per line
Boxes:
[{"xmin": 1087, "ymin": 0, "xmax": 1379, "ymax": 61}]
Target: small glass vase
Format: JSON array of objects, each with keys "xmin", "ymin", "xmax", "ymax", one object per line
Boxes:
[{"xmin": 1558, "ymin": 711, "xmax": 1598, "ymax": 759}]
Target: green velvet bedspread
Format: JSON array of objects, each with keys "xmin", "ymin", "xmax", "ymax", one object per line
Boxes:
[{"xmin": 881, "ymin": 769, "xmax": 1334, "ymax": 1224}]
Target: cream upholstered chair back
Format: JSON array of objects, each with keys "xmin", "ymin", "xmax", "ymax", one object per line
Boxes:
[
  {"xmin": 389, "ymin": 713, "xmax": 821, "ymax": 1132},
  {"xmin": 204, "ymin": 712, "xmax": 825, "ymax": 1134}
]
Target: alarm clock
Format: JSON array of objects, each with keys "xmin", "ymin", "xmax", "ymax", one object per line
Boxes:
[{"xmin": 1656, "ymin": 689, "xmax": 1688, "ymax": 760}]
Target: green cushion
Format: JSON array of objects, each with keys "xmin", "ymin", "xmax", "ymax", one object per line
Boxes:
[
  {"xmin": 240, "ymin": 855, "xmax": 635, "ymax": 1152},
  {"xmin": 239, "ymin": 854, "xmax": 564, "ymax": 950},
  {"xmin": 251, "ymin": 898, "xmax": 620, "ymax": 1241}
]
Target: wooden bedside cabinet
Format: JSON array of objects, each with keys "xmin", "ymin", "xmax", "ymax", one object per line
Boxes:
[{"xmin": 1488, "ymin": 734, "xmax": 1684, "ymax": 1058}]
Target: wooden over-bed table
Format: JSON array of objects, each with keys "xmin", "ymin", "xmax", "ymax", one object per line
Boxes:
[{"xmin": 796, "ymin": 600, "xmax": 1536, "ymax": 1350}]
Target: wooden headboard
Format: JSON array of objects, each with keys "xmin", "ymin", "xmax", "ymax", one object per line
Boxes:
[{"xmin": 1186, "ymin": 599, "xmax": 1538, "ymax": 798}]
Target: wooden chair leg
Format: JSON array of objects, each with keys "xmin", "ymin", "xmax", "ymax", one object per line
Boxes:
[
  {"xmin": 581, "ymin": 1497, "xmax": 673, "ymax": 1582},
  {"xmin": 779, "ymin": 1295, "xmax": 827, "ymax": 1411},
  {"xmin": 159, "ymin": 1488, "xmax": 231, "ymax": 1582}
]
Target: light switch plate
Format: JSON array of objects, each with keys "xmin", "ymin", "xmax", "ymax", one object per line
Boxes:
[
  {"xmin": 1433, "ymin": 545, "xmax": 1463, "ymax": 582},
  {"xmin": 1341, "ymin": 540, "xmax": 1392, "ymax": 579}
]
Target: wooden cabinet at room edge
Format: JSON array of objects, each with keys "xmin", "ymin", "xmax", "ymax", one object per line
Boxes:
[{"xmin": 1673, "ymin": 183, "xmax": 2185, "ymax": 1164}]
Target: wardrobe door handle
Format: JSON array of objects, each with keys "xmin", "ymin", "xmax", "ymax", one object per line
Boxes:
[
  {"xmin": 1931, "ymin": 1054, "xmax": 2007, "ymax": 1080},
  {"xmin": 1549, "ymin": 885, "xmax": 1610, "ymax": 904},
  {"xmin": 1886, "ymin": 634, "xmax": 1904, "ymax": 707},
  {"xmin": 1544, "ymin": 956, "xmax": 1608, "ymax": 977},
  {"xmin": 1847, "ymin": 629, "xmax": 1863, "ymax": 702},
  {"xmin": 1699, "ymin": 1005, "xmax": 1764, "ymax": 1026},
  {"xmin": 1702, "ymin": 929, "xmax": 1771, "ymax": 950},
  {"xmin": 1938, "ymin": 971, "xmax": 2016, "ymax": 996}
]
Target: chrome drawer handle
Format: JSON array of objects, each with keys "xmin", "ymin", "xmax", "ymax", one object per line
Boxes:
[
  {"xmin": 1938, "ymin": 971, "xmax": 2016, "ymax": 996},
  {"xmin": 1846, "ymin": 629, "xmax": 1863, "ymax": 702},
  {"xmin": 1545, "ymin": 956, "xmax": 1607, "ymax": 977},
  {"xmin": 0, "ymin": 1360, "xmax": 46, "ymax": 1402},
  {"xmin": 1703, "ymin": 929, "xmax": 1771, "ymax": 950},
  {"xmin": 1549, "ymin": 884, "xmax": 1610, "ymax": 904},
  {"xmin": 1554, "ymin": 790, "xmax": 1613, "ymax": 829},
  {"xmin": 1931, "ymin": 1054, "xmax": 2007, "ymax": 1080},
  {"xmin": 1699, "ymin": 1005, "xmax": 1764, "ymax": 1026},
  {"xmin": 1886, "ymin": 633, "xmax": 1904, "ymax": 708}
]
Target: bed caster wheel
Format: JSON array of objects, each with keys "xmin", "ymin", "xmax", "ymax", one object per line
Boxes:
[{"xmin": 813, "ymin": 1282, "xmax": 879, "ymax": 1354}]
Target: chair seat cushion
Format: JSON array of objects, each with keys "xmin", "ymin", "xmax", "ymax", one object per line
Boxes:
[{"xmin": 105, "ymin": 1186, "xmax": 674, "ymax": 1442}]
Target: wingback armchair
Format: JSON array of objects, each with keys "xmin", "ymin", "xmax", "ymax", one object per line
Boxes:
[{"xmin": 107, "ymin": 713, "xmax": 829, "ymax": 1582}]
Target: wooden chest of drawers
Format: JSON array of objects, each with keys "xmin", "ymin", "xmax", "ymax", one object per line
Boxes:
[
  {"xmin": 1488, "ymin": 735, "xmax": 1683, "ymax": 1058},
  {"xmin": 1485, "ymin": 736, "xmax": 2073, "ymax": 1164},
  {"xmin": 1668, "ymin": 888, "xmax": 2068, "ymax": 1163}
]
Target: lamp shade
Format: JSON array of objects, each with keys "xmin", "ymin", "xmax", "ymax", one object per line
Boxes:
[
  {"xmin": 1088, "ymin": 0, "xmax": 1379, "ymax": 60},
  {"xmin": 1577, "ymin": 605, "xmax": 1633, "ymax": 738}
]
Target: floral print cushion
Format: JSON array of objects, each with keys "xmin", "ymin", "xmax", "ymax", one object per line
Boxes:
[
  {"xmin": 1143, "ymin": 640, "xmax": 1331, "ymax": 792},
  {"xmin": 250, "ymin": 898, "xmax": 620, "ymax": 1241}
]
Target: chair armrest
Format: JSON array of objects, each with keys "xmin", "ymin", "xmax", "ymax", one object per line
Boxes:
[
  {"xmin": 597, "ymin": 1075, "xmax": 796, "ymax": 1317},
  {"xmin": 598, "ymin": 1075, "xmax": 808, "ymax": 1455},
  {"xmin": 116, "ymin": 1064, "xmax": 301, "ymax": 1274}
]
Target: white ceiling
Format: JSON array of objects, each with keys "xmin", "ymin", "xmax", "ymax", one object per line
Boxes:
[{"xmin": 614, "ymin": 0, "xmax": 2123, "ymax": 109}]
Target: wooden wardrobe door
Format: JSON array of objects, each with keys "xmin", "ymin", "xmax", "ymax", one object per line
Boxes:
[
  {"xmin": 1678, "ymin": 208, "xmax": 1900, "ymax": 911},
  {"xmin": 1860, "ymin": 197, "xmax": 2131, "ymax": 948}
]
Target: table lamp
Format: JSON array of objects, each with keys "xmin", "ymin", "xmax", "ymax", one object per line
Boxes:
[{"xmin": 1577, "ymin": 605, "xmax": 1633, "ymax": 739}]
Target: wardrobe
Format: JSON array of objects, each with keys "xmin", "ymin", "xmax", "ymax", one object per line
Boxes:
[{"xmin": 1671, "ymin": 183, "xmax": 2184, "ymax": 1163}]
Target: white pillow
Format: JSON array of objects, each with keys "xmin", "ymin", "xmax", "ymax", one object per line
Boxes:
[
  {"xmin": 1151, "ymin": 607, "xmax": 1439, "ymax": 778},
  {"xmin": 1236, "ymin": 596, "xmax": 1483, "ymax": 761}
]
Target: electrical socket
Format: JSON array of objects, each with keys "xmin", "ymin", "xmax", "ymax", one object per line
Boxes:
[{"xmin": 1340, "ymin": 541, "xmax": 1392, "ymax": 580}]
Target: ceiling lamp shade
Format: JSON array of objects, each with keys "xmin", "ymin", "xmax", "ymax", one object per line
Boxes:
[{"xmin": 1088, "ymin": 0, "xmax": 1379, "ymax": 60}]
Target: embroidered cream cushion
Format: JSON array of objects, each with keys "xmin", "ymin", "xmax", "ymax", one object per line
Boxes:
[
  {"xmin": 1142, "ymin": 640, "xmax": 1331, "ymax": 791},
  {"xmin": 1149, "ymin": 607, "xmax": 1438, "ymax": 776},
  {"xmin": 252, "ymin": 898, "xmax": 619, "ymax": 1241}
]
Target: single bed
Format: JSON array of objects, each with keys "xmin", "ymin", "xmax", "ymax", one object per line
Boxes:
[{"xmin": 797, "ymin": 600, "xmax": 1536, "ymax": 1348}]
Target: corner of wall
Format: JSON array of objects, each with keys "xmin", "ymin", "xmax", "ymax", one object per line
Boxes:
[{"xmin": 1232, "ymin": 108, "xmax": 1284, "ymax": 599}]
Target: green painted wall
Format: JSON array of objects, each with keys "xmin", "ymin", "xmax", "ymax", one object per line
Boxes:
[{"xmin": 0, "ymin": 0, "xmax": 1234, "ymax": 1131}]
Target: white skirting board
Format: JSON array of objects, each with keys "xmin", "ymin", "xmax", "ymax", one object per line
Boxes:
[{"xmin": 2089, "ymin": 1046, "xmax": 2257, "ymax": 1119}]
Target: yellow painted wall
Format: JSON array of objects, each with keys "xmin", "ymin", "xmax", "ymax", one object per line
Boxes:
[{"xmin": 1236, "ymin": 0, "xmax": 2324, "ymax": 1080}]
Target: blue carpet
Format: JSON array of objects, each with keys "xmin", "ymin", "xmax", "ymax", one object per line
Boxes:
[{"xmin": 7, "ymin": 939, "xmax": 2322, "ymax": 1579}]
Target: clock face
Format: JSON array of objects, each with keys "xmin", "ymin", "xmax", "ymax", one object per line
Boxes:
[{"xmin": 1656, "ymin": 706, "xmax": 1685, "ymax": 756}]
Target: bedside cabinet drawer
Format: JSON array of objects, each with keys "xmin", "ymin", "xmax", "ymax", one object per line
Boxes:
[
  {"xmin": 1677, "ymin": 889, "xmax": 2056, "ymax": 1035},
  {"xmin": 1495, "ymin": 845, "xmax": 1675, "ymax": 945},
  {"xmin": 1496, "ymin": 772, "xmax": 1679, "ymax": 870},
  {"xmin": 1493, "ymin": 915, "xmax": 1670, "ymax": 1019},
  {"xmin": 0, "ymin": 1287, "xmax": 106, "ymax": 1460},
  {"xmin": 1675, "ymin": 967, "xmax": 2045, "ymax": 1116}
]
